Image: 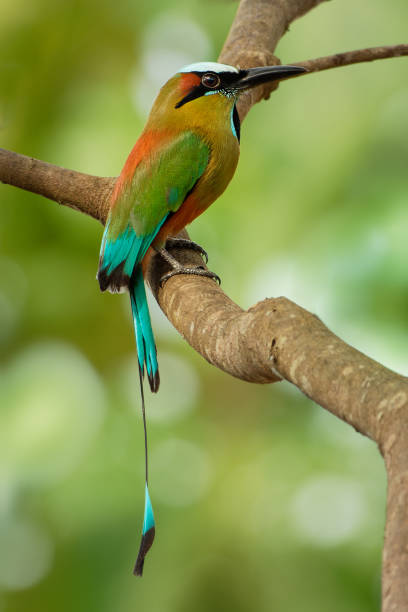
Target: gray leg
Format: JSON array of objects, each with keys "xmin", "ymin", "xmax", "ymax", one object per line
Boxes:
[
  {"xmin": 156, "ymin": 247, "xmax": 221, "ymax": 287},
  {"xmin": 165, "ymin": 237, "xmax": 208, "ymax": 264}
]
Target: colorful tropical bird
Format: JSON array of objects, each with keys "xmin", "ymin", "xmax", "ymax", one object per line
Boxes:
[{"xmin": 97, "ymin": 61, "xmax": 305, "ymax": 575}]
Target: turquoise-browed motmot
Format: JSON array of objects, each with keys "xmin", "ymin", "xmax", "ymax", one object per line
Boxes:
[{"xmin": 97, "ymin": 61, "xmax": 305, "ymax": 575}]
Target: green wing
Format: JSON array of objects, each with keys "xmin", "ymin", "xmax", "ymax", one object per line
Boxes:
[
  {"xmin": 98, "ymin": 130, "xmax": 209, "ymax": 290},
  {"xmin": 119, "ymin": 130, "xmax": 209, "ymax": 237}
]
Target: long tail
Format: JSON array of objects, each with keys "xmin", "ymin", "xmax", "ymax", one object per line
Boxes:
[
  {"xmin": 133, "ymin": 367, "xmax": 156, "ymax": 576},
  {"xmin": 130, "ymin": 268, "xmax": 159, "ymax": 575},
  {"xmin": 98, "ymin": 221, "xmax": 160, "ymax": 575}
]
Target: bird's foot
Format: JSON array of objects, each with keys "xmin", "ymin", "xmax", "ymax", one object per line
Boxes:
[
  {"xmin": 165, "ymin": 237, "xmax": 208, "ymax": 264},
  {"xmin": 160, "ymin": 266, "xmax": 221, "ymax": 287},
  {"xmin": 156, "ymin": 247, "xmax": 221, "ymax": 287}
]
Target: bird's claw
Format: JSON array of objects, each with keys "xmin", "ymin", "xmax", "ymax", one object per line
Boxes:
[
  {"xmin": 165, "ymin": 238, "xmax": 209, "ymax": 264},
  {"xmin": 159, "ymin": 266, "xmax": 221, "ymax": 288}
]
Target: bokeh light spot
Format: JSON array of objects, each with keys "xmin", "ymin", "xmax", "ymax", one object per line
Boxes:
[
  {"xmin": 290, "ymin": 475, "xmax": 366, "ymax": 546},
  {"xmin": 132, "ymin": 13, "xmax": 212, "ymax": 114},
  {"xmin": 0, "ymin": 518, "xmax": 53, "ymax": 590},
  {"xmin": 246, "ymin": 255, "xmax": 332, "ymax": 321},
  {"xmin": 0, "ymin": 342, "xmax": 106, "ymax": 486}
]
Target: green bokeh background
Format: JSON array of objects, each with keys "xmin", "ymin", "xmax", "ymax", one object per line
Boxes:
[{"xmin": 1, "ymin": 0, "xmax": 407, "ymax": 610}]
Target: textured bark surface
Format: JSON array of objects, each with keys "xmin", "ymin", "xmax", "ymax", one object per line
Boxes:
[
  {"xmin": 148, "ymin": 240, "xmax": 408, "ymax": 445},
  {"xmin": 294, "ymin": 44, "xmax": 408, "ymax": 75},
  {"xmin": 0, "ymin": 148, "xmax": 114, "ymax": 223},
  {"xmin": 384, "ymin": 446, "xmax": 408, "ymax": 612},
  {"xmin": 1, "ymin": 1, "xmax": 408, "ymax": 610}
]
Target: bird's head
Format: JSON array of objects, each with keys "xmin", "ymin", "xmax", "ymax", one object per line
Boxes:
[
  {"xmin": 174, "ymin": 61, "xmax": 306, "ymax": 109},
  {"xmin": 147, "ymin": 61, "xmax": 306, "ymax": 139}
]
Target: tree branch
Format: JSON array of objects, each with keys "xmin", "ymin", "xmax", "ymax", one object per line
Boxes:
[
  {"xmin": 0, "ymin": 148, "xmax": 113, "ymax": 223},
  {"xmin": 293, "ymin": 44, "xmax": 408, "ymax": 74},
  {"xmin": 219, "ymin": 0, "xmax": 327, "ymax": 119},
  {"xmin": 2, "ymin": 42, "xmax": 406, "ymax": 210},
  {"xmin": 146, "ymin": 240, "xmax": 408, "ymax": 443},
  {"xmin": 1, "ymin": 0, "xmax": 408, "ymax": 609}
]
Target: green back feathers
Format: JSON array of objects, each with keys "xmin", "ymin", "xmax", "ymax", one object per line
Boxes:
[{"xmin": 121, "ymin": 131, "xmax": 209, "ymax": 236}]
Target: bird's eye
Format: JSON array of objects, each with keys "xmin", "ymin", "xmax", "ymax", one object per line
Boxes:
[{"xmin": 201, "ymin": 72, "xmax": 221, "ymax": 89}]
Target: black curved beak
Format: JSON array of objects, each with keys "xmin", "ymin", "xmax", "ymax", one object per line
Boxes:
[{"xmin": 234, "ymin": 65, "xmax": 307, "ymax": 90}]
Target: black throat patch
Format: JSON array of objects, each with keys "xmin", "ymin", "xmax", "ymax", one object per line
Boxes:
[{"xmin": 232, "ymin": 105, "xmax": 240, "ymax": 142}]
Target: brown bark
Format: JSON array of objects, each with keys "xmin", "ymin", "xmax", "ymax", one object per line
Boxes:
[
  {"xmin": 293, "ymin": 44, "xmax": 408, "ymax": 74},
  {"xmin": 147, "ymin": 241, "xmax": 408, "ymax": 442},
  {"xmin": 1, "ymin": 1, "xmax": 408, "ymax": 609},
  {"xmin": 0, "ymin": 148, "xmax": 114, "ymax": 223}
]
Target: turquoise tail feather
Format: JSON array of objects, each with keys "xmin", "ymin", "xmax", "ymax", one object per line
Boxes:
[
  {"xmin": 130, "ymin": 267, "xmax": 160, "ymax": 392},
  {"xmin": 97, "ymin": 217, "xmax": 162, "ymax": 576},
  {"xmin": 142, "ymin": 484, "xmax": 155, "ymax": 533},
  {"xmin": 98, "ymin": 216, "xmax": 164, "ymax": 391},
  {"xmin": 134, "ymin": 483, "xmax": 156, "ymax": 576},
  {"xmin": 130, "ymin": 282, "xmax": 157, "ymax": 575},
  {"xmin": 133, "ymin": 368, "xmax": 156, "ymax": 576}
]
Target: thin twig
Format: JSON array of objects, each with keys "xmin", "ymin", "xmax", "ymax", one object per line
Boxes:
[{"xmin": 293, "ymin": 44, "xmax": 408, "ymax": 74}]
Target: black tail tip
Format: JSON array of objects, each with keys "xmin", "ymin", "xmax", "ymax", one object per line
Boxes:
[
  {"xmin": 97, "ymin": 262, "xmax": 129, "ymax": 293},
  {"xmin": 133, "ymin": 527, "xmax": 156, "ymax": 576},
  {"xmin": 97, "ymin": 268, "xmax": 110, "ymax": 292},
  {"xmin": 148, "ymin": 370, "xmax": 160, "ymax": 393}
]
